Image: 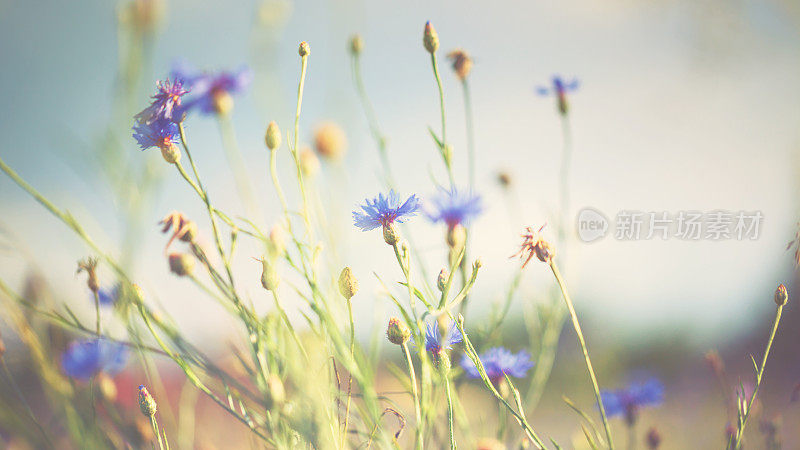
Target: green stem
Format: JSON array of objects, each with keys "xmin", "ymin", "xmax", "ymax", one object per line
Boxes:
[
  {"xmin": 430, "ymin": 52, "xmax": 454, "ymax": 188},
  {"xmin": 402, "ymin": 343, "xmax": 424, "ymax": 450},
  {"xmin": 342, "ymin": 298, "xmax": 356, "ymax": 448},
  {"xmin": 734, "ymin": 303, "xmax": 783, "ymax": 449},
  {"xmin": 461, "ymin": 79, "xmax": 476, "ymax": 190},
  {"xmin": 443, "ymin": 371, "xmax": 457, "ymax": 450},
  {"xmin": 92, "ymin": 290, "xmax": 101, "ymax": 336},
  {"xmin": 292, "ymin": 53, "xmax": 314, "ymax": 239},
  {"xmin": 150, "ymin": 414, "xmax": 165, "ymax": 450},
  {"xmin": 548, "ymin": 260, "xmax": 613, "ymax": 449}
]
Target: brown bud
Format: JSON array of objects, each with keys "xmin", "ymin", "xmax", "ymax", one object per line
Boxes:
[
  {"xmin": 298, "ymin": 41, "xmax": 310, "ymax": 57},
  {"xmin": 313, "ymin": 122, "xmax": 347, "ymax": 160},
  {"xmin": 77, "ymin": 258, "xmax": 100, "ymax": 293},
  {"xmin": 447, "ymin": 49, "xmax": 473, "ymax": 81},
  {"xmin": 775, "ymin": 284, "xmax": 788, "ymax": 306},
  {"xmin": 168, "ymin": 253, "xmax": 195, "ymax": 277}
]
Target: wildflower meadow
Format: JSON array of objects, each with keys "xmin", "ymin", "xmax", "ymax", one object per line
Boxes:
[{"xmin": 1, "ymin": 1, "xmax": 799, "ymax": 449}]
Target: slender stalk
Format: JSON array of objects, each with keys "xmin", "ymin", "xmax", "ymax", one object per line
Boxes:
[
  {"xmin": 150, "ymin": 414, "xmax": 165, "ymax": 450},
  {"xmin": 292, "ymin": 50, "xmax": 314, "ymax": 238},
  {"xmin": 461, "ymin": 79, "xmax": 476, "ymax": 190},
  {"xmin": 271, "ymin": 290, "xmax": 309, "ymax": 362},
  {"xmin": 342, "ymin": 298, "xmax": 356, "ymax": 448},
  {"xmin": 92, "ymin": 290, "xmax": 101, "ymax": 335},
  {"xmin": 351, "ymin": 54, "xmax": 393, "ymax": 186},
  {"xmin": 734, "ymin": 302, "xmax": 783, "ymax": 449},
  {"xmin": 443, "ymin": 371, "xmax": 457, "ymax": 450},
  {"xmin": 548, "ymin": 260, "xmax": 613, "ymax": 449},
  {"xmin": 429, "ymin": 52, "xmax": 454, "ymax": 187},
  {"xmin": 402, "ymin": 342, "xmax": 424, "ymax": 450},
  {"xmin": 217, "ymin": 116, "xmax": 259, "ymax": 220}
]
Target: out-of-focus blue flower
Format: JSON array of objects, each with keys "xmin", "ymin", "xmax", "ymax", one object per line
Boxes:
[
  {"xmin": 353, "ymin": 190, "xmax": 420, "ymax": 231},
  {"xmin": 61, "ymin": 339, "xmax": 129, "ymax": 380},
  {"xmin": 427, "ymin": 187, "xmax": 482, "ymax": 229},
  {"xmin": 536, "ymin": 75, "xmax": 579, "ymax": 115},
  {"xmin": 601, "ymin": 378, "xmax": 664, "ymax": 424},
  {"xmin": 423, "ymin": 319, "xmax": 462, "ymax": 355},
  {"xmin": 97, "ymin": 285, "xmax": 119, "ymax": 306},
  {"xmin": 171, "ymin": 63, "xmax": 252, "ymax": 115},
  {"xmin": 135, "ymin": 77, "xmax": 189, "ymax": 124},
  {"xmin": 460, "ymin": 347, "xmax": 534, "ymax": 381},
  {"xmin": 132, "ymin": 118, "xmax": 180, "ymax": 151}
]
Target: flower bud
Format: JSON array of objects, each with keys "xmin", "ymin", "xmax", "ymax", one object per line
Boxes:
[
  {"xmin": 265, "ymin": 374, "xmax": 286, "ymax": 409},
  {"xmin": 446, "ymin": 224, "xmax": 467, "ymax": 249},
  {"xmin": 168, "ymin": 253, "xmax": 195, "ymax": 277},
  {"xmin": 338, "ymin": 267, "xmax": 358, "ymax": 300},
  {"xmin": 299, "ymin": 147, "xmax": 320, "ymax": 177},
  {"xmin": 423, "ymin": 21, "xmax": 439, "ymax": 54},
  {"xmin": 268, "ymin": 225, "xmax": 286, "ymax": 257},
  {"xmin": 298, "ymin": 41, "xmax": 310, "ymax": 57},
  {"xmin": 775, "ymin": 284, "xmax": 788, "ymax": 306},
  {"xmin": 260, "ymin": 257, "xmax": 280, "ymax": 291},
  {"xmin": 138, "ymin": 385, "xmax": 157, "ymax": 417},
  {"xmin": 431, "ymin": 350, "xmax": 451, "ymax": 371},
  {"xmin": 383, "ymin": 224, "xmax": 399, "ymax": 246},
  {"xmin": 265, "ymin": 121, "xmax": 281, "ymax": 150},
  {"xmin": 313, "ymin": 122, "xmax": 347, "ymax": 160},
  {"xmin": 160, "ymin": 143, "xmax": 181, "ymax": 164},
  {"xmin": 497, "ymin": 171, "xmax": 512, "ymax": 188},
  {"xmin": 447, "ymin": 49, "xmax": 473, "ymax": 81},
  {"xmin": 349, "ymin": 34, "xmax": 364, "ymax": 55},
  {"xmin": 386, "ymin": 317, "xmax": 411, "ymax": 345},
  {"xmin": 437, "ymin": 269, "xmax": 448, "ymax": 292},
  {"xmin": 211, "ymin": 90, "xmax": 233, "ymax": 116},
  {"xmin": 646, "ymin": 427, "xmax": 662, "ymax": 449}
]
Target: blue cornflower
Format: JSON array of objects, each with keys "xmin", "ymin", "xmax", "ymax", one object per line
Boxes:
[
  {"xmin": 535, "ymin": 75, "xmax": 579, "ymax": 115},
  {"xmin": 171, "ymin": 63, "xmax": 253, "ymax": 115},
  {"xmin": 97, "ymin": 285, "xmax": 119, "ymax": 306},
  {"xmin": 353, "ymin": 190, "xmax": 421, "ymax": 232},
  {"xmin": 132, "ymin": 118, "xmax": 180, "ymax": 151},
  {"xmin": 61, "ymin": 338, "xmax": 129, "ymax": 380},
  {"xmin": 427, "ymin": 187, "xmax": 482, "ymax": 229},
  {"xmin": 423, "ymin": 319, "xmax": 463, "ymax": 355},
  {"xmin": 460, "ymin": 347, "xmax": 534, "ymax": 382},
  {"xmin": 601, "ymin": 378, "xmax": 664, "ymax": 424},
  {"xmin": 135, "ymin": 77, "xmax": 189, "ymax": 124}
]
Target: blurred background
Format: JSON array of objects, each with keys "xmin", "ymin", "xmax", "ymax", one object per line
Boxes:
[{"xmin": 1, "ymin": 0, "xmax": 800, "ymax": 447}]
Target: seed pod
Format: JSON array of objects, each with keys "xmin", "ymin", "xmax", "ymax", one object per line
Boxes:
[{"xmin": 338, "ymin": 267, "xmax": 358, "ymax": 300}]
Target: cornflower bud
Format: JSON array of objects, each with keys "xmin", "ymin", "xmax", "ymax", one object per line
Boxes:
[
  {"xmin": 212, "ymin": 90, "xmax": 234, "ymax": 116},
  {"xmin": 447, "ymin": 49, "xmax": 473, "ymax": 81},
  {"xmin": 138, "ymin": 385, "xmax": 157, "ymax": 417},
  {"xmin": 168, "ymin": 253, "xmax": 195, "ymax": 277},
  {"xmin": 437, "ymin": 269, "xmax": 448, "ymax": 292},
  {"xmin": 265, "ymin": 121, "xmax": 281, "ymax": 150},
  {"xmin": 298, "ymin": 41, "xmax": 310, "ymax": 57},
  {"xmin": 446, "ymin": 224, "xmax": 467, "ymax": 249},
  {"xmin": 77, "ymin": 258, "xmax": 100, "ymax": 293},
  {"xmin": 299, "ymin": 147, "xmax": 320, "ymax": 176},
  {"xmin": 160, "ymin": 143, "xmax": 181, "ymax": 164},
  {"xmin": 349, "ymin": 34, "xmax": 364, "ymax": 55},
  {"xmin": 259, "ymin": 257, "xmax": 280, "ymax": 291},
  {"xmin": 313, "ymin": 122, "xmax": 347, "ymax": 160},
  {"xmin": 775, "ymin": 284, "xmax": 788, "ymax": 306},
  {"xmin": 423, "ymin": 21, "xmax": 439, "ymax": 53},
  {"xmin": 338, "ymin": 267, "xmax": 358, "ymax": 300},
  {"xmin": 386, "ymin": 317, "xmax": 411, "ymax": 345},
  {"xmin": 383, "ymin": 223, "xmax": 399, "ymax": 246}
]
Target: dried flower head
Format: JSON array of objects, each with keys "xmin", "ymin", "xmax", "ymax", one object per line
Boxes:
[
  {"xmin": 299, "ymin": 41, "xmax": 310, "ymax": 57},
  {"xmin": 497, "ymin": 171, "xmax": 512, "ymax": 188},
  {"xmin": 513, "ymin": 224, "xmax": 555, "ymax": 266},
  {"xmin": 159, "ymin": 211, "xmax": 197, "ymax": 251},
  {"xmin": 313, "ymin": 122, "xmax": 347, "ymax": 160},
  {"xmin": 387, "ymin": 318, "xmax": 411, "ymax": 345},
  {"xmin": 77, "ymin": 257, "xmax": 100, "ymax": 293},
  {"xmin": 447, "ymin": 49, "xmax": 473, "ymax": 81},
  {"xmin": 138, "ymin": 385, "xmax": 157, "ymax": 417}
]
